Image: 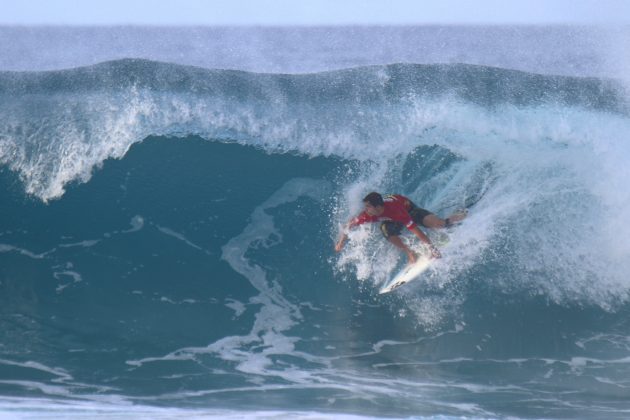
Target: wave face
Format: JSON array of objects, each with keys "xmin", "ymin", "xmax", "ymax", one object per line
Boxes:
[{"xmin": 2, "ymin": 59, "xmax": 630, "ymax": 418}]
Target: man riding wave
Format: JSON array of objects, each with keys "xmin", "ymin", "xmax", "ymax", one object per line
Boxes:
[{"xmin": 334, "ymin": 192, "xmax": 467, "ymax": 264}]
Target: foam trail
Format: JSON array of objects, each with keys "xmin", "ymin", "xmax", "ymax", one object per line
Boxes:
[{"xmin": 129, "ymin": 178, "xmax": 332, "ymax": 381}]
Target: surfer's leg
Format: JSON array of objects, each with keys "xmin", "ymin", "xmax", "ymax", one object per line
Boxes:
[
  {"xmin": 421, "ymin": 214, "xmax": 447, "ymax": 228},
  {"xmin": 387, "ymin": 236, "xmax": 417, "ymax": 264},
  {"xmin": 409, "ymin": 207, "xmax": 432, "ymax": 226},
  {"xmin": 381, "ymin": 222, "xmax": 416, "ymax": 264},
  {"xmin": 421, "ymin": 210, "xmax": 467, "ymax": 229}
]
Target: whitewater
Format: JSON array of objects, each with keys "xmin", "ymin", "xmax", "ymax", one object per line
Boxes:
[{"xmin": 1, "ymin": 26, "xmax": 630, "ymax": 419}]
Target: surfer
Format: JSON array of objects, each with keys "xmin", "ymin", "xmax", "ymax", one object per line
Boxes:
[{"xmin": 334, "ymin": 192, "xmax": 467, "ymax": 264}]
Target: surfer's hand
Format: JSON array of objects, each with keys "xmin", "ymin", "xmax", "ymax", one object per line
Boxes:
[{"xmin": 429, "ymin": 245, "xmax": 442, "ymax": 259}]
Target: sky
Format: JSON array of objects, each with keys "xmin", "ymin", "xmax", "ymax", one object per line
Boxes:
[{"xmin": 1, "ymin": 0, "xmax": 630, "ymax": 25}]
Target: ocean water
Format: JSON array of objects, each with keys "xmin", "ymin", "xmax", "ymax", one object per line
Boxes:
[{"xmin": 1, "ymin": 26, "xmax": 630, "ymax": 419}]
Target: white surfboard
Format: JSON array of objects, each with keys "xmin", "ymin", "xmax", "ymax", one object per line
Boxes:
[{"xmin": 379, "ymin": 254, "xmax": 433, "ymax": 294}]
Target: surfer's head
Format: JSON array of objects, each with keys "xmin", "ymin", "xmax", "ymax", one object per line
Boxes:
[{"xmin": 363, "ymin": 192, "xmax": 384, "ymax": 216}]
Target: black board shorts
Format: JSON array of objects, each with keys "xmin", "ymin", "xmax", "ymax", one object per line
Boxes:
[{"xmin": 380, "ymin": 203, "xmax": 433, "ymax": 238}]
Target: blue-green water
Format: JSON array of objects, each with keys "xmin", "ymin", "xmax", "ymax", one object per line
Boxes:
[{"xmin": 2, "ymin": 27, "xmax": 630, "ymax": 419}]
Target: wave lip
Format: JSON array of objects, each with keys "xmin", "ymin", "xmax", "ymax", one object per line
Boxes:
[
  {"xmin": 1, "ymin": 60, "xmax": 628, "ymax": 202},
  {"xmin": 1, "ymin": 59, "xmax": 627, "ymax": 111}
]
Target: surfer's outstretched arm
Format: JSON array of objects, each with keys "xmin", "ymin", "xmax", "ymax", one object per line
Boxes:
[
  {"xmin": 335, "ymin": 233, "xmax": 347, "ymax": 252},
  {"xmin": 334, "ymin": 225, "xmax": 350, "ymax": 252}
]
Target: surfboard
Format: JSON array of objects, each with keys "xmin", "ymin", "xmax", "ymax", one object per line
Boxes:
[{"xmin": 379, "ymin": 254, "xmax": 433, "ymax": 294}]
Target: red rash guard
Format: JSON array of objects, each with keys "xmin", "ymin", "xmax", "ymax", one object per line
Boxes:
[{"xmin": 348, "ymin": 194, "xmax": 416, "ymax": 230}]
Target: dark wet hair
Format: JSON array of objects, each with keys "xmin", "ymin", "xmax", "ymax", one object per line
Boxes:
[{"xmin": 363, "ymin": 192, "xmax": 384, "ymax": 207}]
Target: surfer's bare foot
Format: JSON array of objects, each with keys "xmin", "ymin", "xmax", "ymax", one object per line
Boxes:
[
  {"xmin": 447, "ymin": 209, "xmax": 468, "ymax": 224},
  {"xmin": 406, "ymin": 252, "xmax": 417, "ymax": 265}
]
